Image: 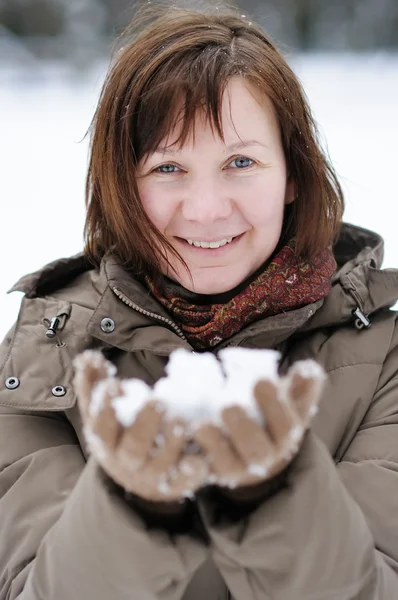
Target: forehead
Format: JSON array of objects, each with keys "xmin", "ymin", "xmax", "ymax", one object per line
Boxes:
[{"xmin": 153, "ymin": 77, "xmax": 279, "ymax": 153}]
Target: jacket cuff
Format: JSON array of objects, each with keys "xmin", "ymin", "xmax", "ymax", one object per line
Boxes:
[
  {"xmin": 99, "ymin": 466, "xmax": 205, "ymax": 535},
  {"xmin": 201, "ymin": 466, "xmax": 291, "ymax": 523}
]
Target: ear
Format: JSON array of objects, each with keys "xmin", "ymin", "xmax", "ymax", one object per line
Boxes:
[{"xmin": 284, "ymin": 177, "xmax": 296, "ymax": 205}]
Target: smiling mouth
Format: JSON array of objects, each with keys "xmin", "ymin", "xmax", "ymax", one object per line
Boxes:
[{"xmin": 176, "ymin": 233, "xmax": 244, "ymax": 250}]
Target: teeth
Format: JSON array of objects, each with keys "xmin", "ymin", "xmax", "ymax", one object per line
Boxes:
[{"xmin": 186, "ymin": 237, "xmax": 234, "ymax": 248}]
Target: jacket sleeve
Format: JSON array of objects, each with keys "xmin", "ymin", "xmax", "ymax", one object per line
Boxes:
[
  {"xmin": 197, "ymin": 328, "xmax": 398, "ymax": 600},
  {"xmin": 0, "ymin": 339, "xmax": 207, "ymax": 599}
]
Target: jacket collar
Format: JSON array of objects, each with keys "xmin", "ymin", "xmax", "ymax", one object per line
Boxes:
[
  {"xmin": 88, "ymin": 248, "xmax": 321, "ymax": 352},
  {"xmin": 8, "ymin": 253, "xmax": 92, "ymax": 298}
]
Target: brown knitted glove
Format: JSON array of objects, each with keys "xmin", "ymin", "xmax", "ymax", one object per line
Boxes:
[
  {"xmin": 73, "ymin": 351, "xmax": 208, "ymax": 502},
  {"xmin": 74, "ymin": 350, "xmax": 324, "ymax": 504},
  {"xmin": 194, "ymin": 360, "xmax": 324, "ymax": 492}
]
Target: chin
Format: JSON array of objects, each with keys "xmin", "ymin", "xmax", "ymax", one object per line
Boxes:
[{"xmin": 180, "ymin": 272, "xmax": 247, "ymax": 295}]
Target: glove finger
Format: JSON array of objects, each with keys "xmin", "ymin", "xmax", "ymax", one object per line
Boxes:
[
  {"xmin": 178, "ymin": 455, "xmax": 208, "ymax": 490},
  {"xmin": 120, "ymin": 455, "xmax": 208, "ymax": 502},
  {"xmin": 89, "ymin": 380, "xmax": 124, "ymax": 453},
  {"xmin": 222, "ymin": 405, "xmax": 275, "ymax": 471},
  {"xmin": 115, "ymin": 401, "xmax": 164, "ymax": 470},
  {"xmin": 161, "ymin": 455, "xmax": 209, "ymax": 500},
  {"xmin": 285, "ymin": 361, "xmax": 325, "ymax": 425},
  {"xmin": 114, "ymin": 467, "xmax": 159, "ymax": 501},
  {"xmin": 102, "ymin": 419, "xmax": 187, "ymax": 501},
  {"xmin": 74, "ymin": 350, "xmax": 117, "ymax": 418},
  {"xmin": 143, "ymin": 418, "xmax": 187, "ymax": 479},
  {"xmin": 254, "ymin": 379, "xmax": 300, "ymax": 450},
  {"xmin": 194, "ymin": 423, "xmax": 245, "ymax": 485}
]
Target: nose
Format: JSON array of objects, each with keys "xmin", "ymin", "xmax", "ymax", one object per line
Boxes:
[{"xmin": 181, "ymin": 177, "xmax": 233, "ymax": 224}]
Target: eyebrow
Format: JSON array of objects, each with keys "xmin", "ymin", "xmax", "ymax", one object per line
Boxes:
[
  {"xmin": 154, "ymin": 140, "xmax": 267, "ymax": 155},
  {"xmin": 224, "ymin": 140, "xmax": 268, "ymax": 152}
]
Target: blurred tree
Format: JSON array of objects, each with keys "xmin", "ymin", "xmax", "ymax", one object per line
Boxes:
[
  {"xmin": 99, "ymin": 0, "xmax": 135, "ymax": 36},
  {"xmin": 294, "ymin": 0, "xmax": 321, "ymax": 50},
  {"xmin": 0, "ymin": 0, "xmax": 65, "ymax": 37},
  {"xmin": 0, "ymin": 0, "xmax": 397, "ymax": 62},
  {"xmin": 350, "ymin": 0, "xmax": 398, "ymax": 50}
]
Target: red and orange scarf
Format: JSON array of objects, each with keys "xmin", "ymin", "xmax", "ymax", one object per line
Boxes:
[{"xmin": 144, "ymin": 239, "xmax": 336, "ymax": 350}]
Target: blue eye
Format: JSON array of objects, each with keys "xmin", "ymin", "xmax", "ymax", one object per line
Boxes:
[
  {"xmin": 229, "ymin": 156, "xmax": 254, "ymax": 169},
  {"xmin": 156, "ymin": 164, "xmax": 180, "ymax": 174}
]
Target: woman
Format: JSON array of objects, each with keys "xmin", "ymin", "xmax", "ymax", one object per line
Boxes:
[{"xmin": 1, "ymin": 4, "xmax": 397, "ymax": 599}]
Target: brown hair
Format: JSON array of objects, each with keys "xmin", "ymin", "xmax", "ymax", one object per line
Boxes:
[{"xmin": 84, "ymin": 2, "xmax": 344, "ymax": 277}]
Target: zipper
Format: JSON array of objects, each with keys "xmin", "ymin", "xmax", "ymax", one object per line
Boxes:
[{"xmin": 112, "ymin": 286, "xmax": 188, "ymax": 341}]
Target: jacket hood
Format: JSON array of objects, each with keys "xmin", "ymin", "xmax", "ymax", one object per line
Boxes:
[
  {"xmin": 9, "ymin": 223, "xmax": 398, "ymax": 347},
  {"xmin": 301, "ymin": 223, "xmax": 398, "ymax": 333}
]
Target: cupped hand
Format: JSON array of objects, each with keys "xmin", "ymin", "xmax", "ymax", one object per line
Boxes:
[
  {"xmin": 74, "ymin": 350, "xmax": 325, "ymax": 502},
  {"xmin": 193, "ymin": 360, "xmax": 325, "ymax": 490},
  {"xmin": 73, "ymin": 351, "xmax": 208, "ymax": 502}
]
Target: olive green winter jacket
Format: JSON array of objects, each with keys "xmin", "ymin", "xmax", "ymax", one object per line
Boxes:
[{"xmin": 1, "ymin": 223, "xmax": 398, "ymax": 600}]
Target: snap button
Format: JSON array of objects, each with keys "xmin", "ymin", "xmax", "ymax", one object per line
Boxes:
[
  {"xmin": 100, "ymin": 317, "xmax": 115, "ymax": 333},
  {"xmin": 52, "ymin": 385, "xmax": 66, "ymax": 397},
  {"xmin": 5, "ymin": 377, "xmax": 20, "ymax": 390}
]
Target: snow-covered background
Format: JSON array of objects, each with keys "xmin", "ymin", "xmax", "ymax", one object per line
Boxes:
[{"xmin": 1, "ymin": 54, "xmax": 397, "ymax": 341}]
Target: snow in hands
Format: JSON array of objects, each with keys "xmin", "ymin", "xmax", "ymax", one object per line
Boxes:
[{"xmin": 73, "ymin": 348, "xmax": 325, "ymax": 501}]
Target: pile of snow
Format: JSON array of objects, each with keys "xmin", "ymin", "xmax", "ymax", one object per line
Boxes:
[
  {"xmin": 73, "ymin": 347, "xmax": 325, "ymax": 493},
  {"xmin": 83, "ymin": 347, "xmax": 324, "ymax": 431}
]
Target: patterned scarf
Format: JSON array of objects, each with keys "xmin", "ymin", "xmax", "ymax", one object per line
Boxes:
[{"xmin": 144, "ymin": 239, "xmax": 336, "ymax": 350}]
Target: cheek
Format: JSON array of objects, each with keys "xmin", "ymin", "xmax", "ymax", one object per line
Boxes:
[
  {"xmin": 239, "ymin": 177, "xmax": 287, "ymax": 225},
  {"xmin": 138, "ymin": 184, "xmax": 176, "ymax": 231}
]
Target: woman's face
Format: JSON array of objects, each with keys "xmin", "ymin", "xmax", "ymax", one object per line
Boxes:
[{"xmin": 137, "ymin": 77, "xmax": 295, "ymax": 294}]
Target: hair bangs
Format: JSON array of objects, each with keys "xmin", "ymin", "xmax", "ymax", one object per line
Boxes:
[{"xmin": 132, "ymin": 45, "xmax": 238, "ymax": 161}]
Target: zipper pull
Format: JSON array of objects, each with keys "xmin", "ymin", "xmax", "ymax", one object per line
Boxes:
[{"xmin": 352, "ymin": 307, "xmax": 371, "ymax": 330}]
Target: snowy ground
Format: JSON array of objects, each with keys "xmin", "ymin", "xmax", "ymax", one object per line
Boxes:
[{"xmin": 0, "ymin": 54, "xmax": 397, "ymax": 341}]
